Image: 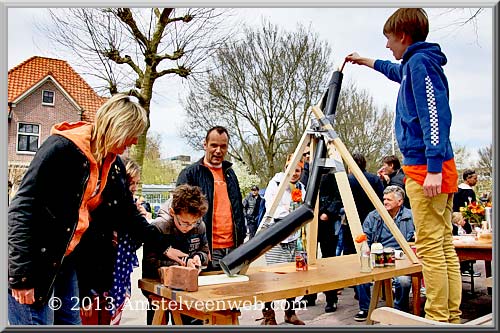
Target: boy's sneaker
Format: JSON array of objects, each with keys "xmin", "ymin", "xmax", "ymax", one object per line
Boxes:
[{"xmin": 354, "ymin": 310, "xmax": 369, "ymax": 321}]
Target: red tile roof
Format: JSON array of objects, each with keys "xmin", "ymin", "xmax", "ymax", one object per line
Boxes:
[{"xmin": 8, "ymin": 56, "xmax": 107, "ymax": 122}]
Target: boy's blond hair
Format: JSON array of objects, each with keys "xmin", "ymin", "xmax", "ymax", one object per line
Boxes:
[
  {"xmin": 383, "ymin": 8, "xmax": 429, "ymax": 43},
  {"xmin": 121, "ymin": 156, "xmax": 141, "ymax": 185},
  {"xmin": 91, "ymin": 93, "xmax": 148, "ymax": 162},
  {"xmin": 451, "ymin": 212, "xmax": 463, "ymax": 225}
]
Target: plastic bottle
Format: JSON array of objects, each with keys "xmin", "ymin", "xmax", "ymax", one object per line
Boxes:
[{"xmin": 355, "ymin": 233, "xmax": 372, "ymax": 273}]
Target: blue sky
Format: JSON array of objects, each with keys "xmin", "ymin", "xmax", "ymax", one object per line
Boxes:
[{"xmin": 7, "ymin": 7, "xmax": 494, "ymax": 165}]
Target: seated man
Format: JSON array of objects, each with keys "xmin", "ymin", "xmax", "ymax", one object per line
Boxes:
[{"xmin": 354, "ymin": 185, "xmax": 415, "ymax": 321}]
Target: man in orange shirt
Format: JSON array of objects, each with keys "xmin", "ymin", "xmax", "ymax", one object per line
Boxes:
[{"xmin": 177, "ymin": 126, "xmax": 246, "ymax": 270}]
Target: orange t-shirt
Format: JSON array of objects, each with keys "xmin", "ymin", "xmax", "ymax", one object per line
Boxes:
[
  {"xmin": 403, "ymin": 158, "xmax": 458, "ymax": 194},
  {"xmin": 206, "ymin": 165, "xmax": 234, "ymax": 249}
]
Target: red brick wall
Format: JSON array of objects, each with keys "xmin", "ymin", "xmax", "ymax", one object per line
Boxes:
[{"xmin": 8, "ymin": 80, "xmax": 81, "ymax": 163}]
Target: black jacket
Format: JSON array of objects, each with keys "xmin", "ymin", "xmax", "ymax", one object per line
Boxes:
[
  {"xmin": 8, "ymin": 135, "xmax": 165, "ymax": 304},
  {"xmin": 176, "ymin": 158, "xmax": 246, "ymax": 251}
]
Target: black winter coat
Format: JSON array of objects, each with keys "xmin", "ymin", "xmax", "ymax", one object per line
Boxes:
[
  {"xmin": 8, "ymin": 134, "xmax": 165, "ymax": 304},
  {"xmin": 176, "ymin": 158, "xmax": 246, "ymax": 251}
]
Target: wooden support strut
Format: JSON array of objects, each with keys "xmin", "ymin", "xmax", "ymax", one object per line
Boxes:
[
  {"xmin": 254, "ymin": 120, "xmax": 311, "ymax": 236},
  {"xmin": 310, "ymin": 105, "xmax": 419, "ymax": 264}
]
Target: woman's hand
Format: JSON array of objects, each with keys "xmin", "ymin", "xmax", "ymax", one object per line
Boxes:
[{"xmin": 11, "ymin": 288, "xmax": 35, "ymax": 305}]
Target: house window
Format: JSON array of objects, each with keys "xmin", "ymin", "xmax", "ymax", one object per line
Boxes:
[
  {"xmin": 42, "ymin": 90, "xmax": 55, "ymax": 105},
  {"xmin": 17, "ymin": 123, "xmax": 40, "ymax": 153}
]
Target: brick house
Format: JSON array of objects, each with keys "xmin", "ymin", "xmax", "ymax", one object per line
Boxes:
[{"xmin": 8, "ymin": 56, "xmax": 107, "ymax": 164}]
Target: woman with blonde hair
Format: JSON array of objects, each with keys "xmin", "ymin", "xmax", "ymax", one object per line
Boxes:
[
  {"xmin": 8, "ymin": 94, "xmax": 179, "ymax": 325},
  {"xmin": 259, "ymin": 154, "xmax": 306, "ymax": 325}
]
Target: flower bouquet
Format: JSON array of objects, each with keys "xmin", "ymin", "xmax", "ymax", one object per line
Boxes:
[{"xmin": 459, "ymin": 201, "xmax": 490, "ymax": 228}]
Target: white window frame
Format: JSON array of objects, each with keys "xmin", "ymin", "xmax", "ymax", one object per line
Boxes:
[
  {"xmin": 16, "ymin": 122, "xmax": 40, "ymax": 155},
  {"xmin": 41, "ymin": 90, "xmax": 55, "ymax": 106}
]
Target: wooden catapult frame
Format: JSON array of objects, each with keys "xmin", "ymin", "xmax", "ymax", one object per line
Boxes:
[{"xmin": 256, "ymin": 91, "xmax": 419, "ymax": 266}]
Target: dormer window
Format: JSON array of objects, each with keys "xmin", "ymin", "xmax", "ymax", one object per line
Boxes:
[{"xmin": 42, "ymin": 90, "xmax": 55, "ymax": 106}]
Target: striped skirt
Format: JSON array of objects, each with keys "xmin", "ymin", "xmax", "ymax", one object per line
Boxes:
[{"xmin": 264, "ymin": 240, "xmax": 297, "ymax": 265}]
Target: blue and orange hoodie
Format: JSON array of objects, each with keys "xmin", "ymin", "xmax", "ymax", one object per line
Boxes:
[{"xmin": 373, "ymin": 42, "xmax": 458, "ymax": 193}]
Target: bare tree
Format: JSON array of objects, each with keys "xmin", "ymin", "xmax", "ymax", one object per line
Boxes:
[
  {"xmin": 182, "ymin": 21, "xmax": 332, "ymax": 181},
  {"xmin": 431, "ymin": 8, "xmax": 485, "ymax": 42},
  {"xmin": 476, "ymin": 144, "xmax": 492, "ymax": 176},
  {"xmin": 39, "ymin": 8, "xmax": 233, "ymax": 168},
  {"xmin": 452, "ymin": 143, "xmax": 470, "ymax": 171}
]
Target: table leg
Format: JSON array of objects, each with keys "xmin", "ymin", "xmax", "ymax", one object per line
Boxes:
[
  {"xmin": 411, "ymin": 274, "xmax": 422, "ymax": 316},
  {"xmin": 366, "ymin": 280, "xmax": 382, "ymax": 325},
  {"xmin": 485, "ymin": 260, "xmax": 492, "ymax": 295},
  {"xmin": 152, "ymin": 308, "xmax": 167, "ymax": 325},
  {"xmin": 383, "ymin": 279, "xmax": 394, "ymax": 307},
  {"xmin": 171, "ymin": 310, "xmax": 184, "ymax": 325}
]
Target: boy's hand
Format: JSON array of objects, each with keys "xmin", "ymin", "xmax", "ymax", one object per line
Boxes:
[
  {"xmin": 187, "ymin": 255, "xmax": 202, "ymax": 270},
  {"xmin": 345, "ymin": 52, "xmax": 375, "ymax": 68},
  {"xmin": 423, "ymin": 172, "xmax": 442, "ymax": 197},
  {"xmin": 164, "ymin": 247, "xmax": 189, "ymax": 266}
]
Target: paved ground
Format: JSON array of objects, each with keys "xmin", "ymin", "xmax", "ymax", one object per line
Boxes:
[{"xmin": 120, "ymin": 248, "xmax": 492, "ymax": 326}]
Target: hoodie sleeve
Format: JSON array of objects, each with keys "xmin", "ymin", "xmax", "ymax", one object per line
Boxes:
[
  {"xmin": 409, "ymin": 57, "xmax": 452, "ymax": 173},
  {"xmin": 374, "ymin": 59, "xmax": 403, "ymax": 83}
]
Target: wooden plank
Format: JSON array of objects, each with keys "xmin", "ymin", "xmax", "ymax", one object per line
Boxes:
[
  {"xmin": 467, "ymin": 313, "xmax": 493, "ymax": 325},
  {"xmin": 335, "ymin": 170, "xmax": 363, "ymax": 254},
  {"xmin": 371, "ymin": 307, "xmax": 493, "ymax": 326},
  {"xmin": 310, "ymin": 105, "xmax": 419, "ymax": 264},
  {"xmin": 305, "ymin": 135, "xmax": 318, "ymax": 263},
  {"xmin": 139, "ymin": 255, "xmax": 422, "ymax": 311},
  {"xmin": 306, "ymin": 193, "xmax": 320, "ymax": 264},
  {"xmin": 370, "ymin": 307, "xmax": 449, "ymax": 326}
]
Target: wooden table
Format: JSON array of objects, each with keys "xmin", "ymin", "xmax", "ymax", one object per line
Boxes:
[
  {"xmin": 139, "ymin": 254, "xmax": 422, "ymax": 325},
  {"xmin": 453, "ymin": 236, "xmax": 492, "ymax": 293}
]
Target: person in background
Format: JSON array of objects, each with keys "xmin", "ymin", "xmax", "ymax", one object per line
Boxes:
[
  {"xmin": 243, "ymin": 185, "xmax": 262, "ymax": 240},
  {"xmin": 176, "ymin": 126, "xmax": 246, "ymax": 271},
  {"xmin": 377, "ymin": 155, "xmax": 410, "ymax": 208},
  {"xmin": 353, "ymin": 186, "xmax": 415, "ymax": 321},
  {"xmin": 300, "ymin": 144, "xmax": 311, "ymax": 189},
  {"xmin": 259, "ymin": 155, "xmax": 306, "ymax": 325},
  {"xmin": 142, "ymin": 184, "xmax": 209, "ymax": 325},
  {"xmin": 451, "ymin": 212, "xmax": 479, "ymax": 278},
  {"xmin": 453, "ymin": 169, "xmax": 478, "ymax": 212},
  {"xmin": 346, "ymin": 8, "xmax": 461, "ymax": 322},
  {"xmin": 77, "ymin": 156, "xmax": 145, "ymax": 325},
  {"xmin": 344, "ymin": 153, "xmax": 384, "ymax": 256},
  {"xmin": 8, "ymin": 94, "xmax": 170, "ymax": 325}
]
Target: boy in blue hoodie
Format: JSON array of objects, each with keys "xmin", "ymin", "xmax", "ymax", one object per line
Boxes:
[{"xmin": 345, "ymin": 8, "xmax": 460, "ymax": 323}]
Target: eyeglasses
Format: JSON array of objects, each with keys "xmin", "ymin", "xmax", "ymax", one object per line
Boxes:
[
  {"xmin": 174, "ymin": 214, "xmax": 200, "ymax": 228},
  {"xmin": 302, "ymin": 152, "xmax": 310, "ymax": 157}
]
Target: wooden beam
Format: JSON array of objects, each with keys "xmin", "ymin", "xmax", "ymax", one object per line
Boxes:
[
  {"xmin": 311, "ymin": 105, "xmax": 419, "ymax": 264},
  {"xmin": 255, "ymin": 122, "xmax": 310, "ymax": 235}
]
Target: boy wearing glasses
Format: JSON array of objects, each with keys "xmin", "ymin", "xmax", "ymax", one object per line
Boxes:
[{"xmin": 142, "ymin": 184, "xmax": 210, "ymax": 324}]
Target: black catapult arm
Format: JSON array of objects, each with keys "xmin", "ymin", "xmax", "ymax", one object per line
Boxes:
[{"xmin": 220, "ymin": 68, "xmax": 344, "ymax": 276}]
